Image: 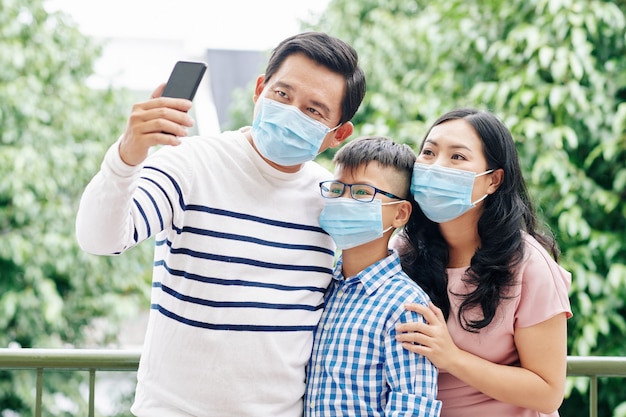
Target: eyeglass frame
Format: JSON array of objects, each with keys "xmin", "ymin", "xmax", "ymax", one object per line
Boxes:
[{"xmin": 319, "ymin": 180, "xmax": 404, "ymax": 203}]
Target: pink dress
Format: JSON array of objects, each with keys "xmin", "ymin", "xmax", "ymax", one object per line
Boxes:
[{"xmin": 439, "ymin": 233, "xmax": 572, "ymax": 417}]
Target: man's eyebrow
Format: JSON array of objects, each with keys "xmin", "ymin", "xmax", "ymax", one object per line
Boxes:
[{"xmin": 274, "ymin": 81, "xmax": 293, "ymax": 91}]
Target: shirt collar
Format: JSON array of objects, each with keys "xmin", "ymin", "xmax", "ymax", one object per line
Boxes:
[{"xmin": 332, "ymin": 248, "xmax": 403, "ymax": 296}]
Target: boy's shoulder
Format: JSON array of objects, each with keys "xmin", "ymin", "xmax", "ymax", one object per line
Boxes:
[
  {"xmin": 388, "ymin": 269, "xmax": 431, "ymax": 304},
  {"xmin": 365, "ymin": 253, "xmax": 431, "ymax": 306}
]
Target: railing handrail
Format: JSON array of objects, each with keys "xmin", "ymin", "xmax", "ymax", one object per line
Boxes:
[
  {"xmin": 0, "ymin": 348, "xmax": 625, "ymax": 376},
  {"xmin": 566, "ymin": 355, "xmax": 626, "ymax": 377},
  {"xmin": 0, "ymin": 348, "xmax": 142, "ymax": 370}
]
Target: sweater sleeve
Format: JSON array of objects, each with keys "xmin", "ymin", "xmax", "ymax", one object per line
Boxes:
[{"xmin": 75, "ymin": 139, "xmax": 146, "ymax": 255}]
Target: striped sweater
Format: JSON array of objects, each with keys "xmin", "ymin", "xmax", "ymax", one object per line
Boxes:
[{"xmin": 76, "ymin": 129, "xmax": 335, "ymax": 416}]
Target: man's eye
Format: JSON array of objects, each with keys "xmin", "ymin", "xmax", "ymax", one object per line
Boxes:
[{"xmin": 307, "ymin": 107, "xmax": 321, "ymax": 116}]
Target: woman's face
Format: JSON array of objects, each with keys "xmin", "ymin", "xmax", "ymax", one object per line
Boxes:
[{"xmin": 417, "ymin": 119, "xmax": 493, "ymax": 205}]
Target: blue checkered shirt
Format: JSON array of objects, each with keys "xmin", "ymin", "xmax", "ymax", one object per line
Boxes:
[{"xmin": 304, "ymin": 249, "xmax": 442, "ymax": 416}]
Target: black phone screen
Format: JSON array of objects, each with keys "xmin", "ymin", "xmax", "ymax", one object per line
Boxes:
[{"xmin": 161, "ymin": 61, "xmax": 207, "ymax": 100}]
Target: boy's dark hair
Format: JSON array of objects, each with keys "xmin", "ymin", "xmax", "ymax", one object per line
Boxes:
[
  {"xmin": 264, "ymin": 32, "xmax": 366, "ymax": 124},
  {"xmin": 333, "ymin": 136, "xmax": 416, "ymax": 199}
]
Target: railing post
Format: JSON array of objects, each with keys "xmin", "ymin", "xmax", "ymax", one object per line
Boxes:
[
  {"xmin": 89, "ymin": 368, "xmax": 96, "ymax": 417},
  {"xmin": 589, "ymin": 375, "xmax": 598, "ymax": 417},
  {"xmin": 35, "ymin": 368, "xmax": 43, "ymax": 417}
]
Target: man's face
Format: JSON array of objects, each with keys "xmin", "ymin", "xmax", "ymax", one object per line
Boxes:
[{"xmin": 253, "ymin": 52, "xmax": 348, "ymax": 155}]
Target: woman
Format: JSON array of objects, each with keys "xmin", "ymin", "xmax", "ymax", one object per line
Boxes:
[{"xmin": 395, "ymin": 108, "xmax": 572, "ymax": 416}]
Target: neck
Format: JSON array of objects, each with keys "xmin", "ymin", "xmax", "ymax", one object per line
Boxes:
[
  {"xmin": 439, "ymin": 215, "xmax": 480, "ymax": 268},
  {"xmin": 341, "ymin": 240, "xmax": 389, "ymax": 279},
  {"xmin": 244, "ymin": 129, "xmax": 303, "ymax": 173}
]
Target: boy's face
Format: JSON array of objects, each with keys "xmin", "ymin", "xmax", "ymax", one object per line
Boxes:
[
  {"xmin": 318, "ymin": 160, "xmax": 413, "ymax": 252},
  {"xmin": 333, "ymin": 161, "xmax": 408, "ymax": 228}
]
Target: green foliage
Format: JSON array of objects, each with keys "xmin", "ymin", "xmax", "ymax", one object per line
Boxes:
[
  {"xmin": 302, "ymin": 0, "xmax": 626, "ymax": 415},
  {"xmin": 0, "ymin": 0, "xmax": 152, "ymax": 414},
  {"xmin": 225, "ymin": 78, "xmax": 258, "ymax": 132}
]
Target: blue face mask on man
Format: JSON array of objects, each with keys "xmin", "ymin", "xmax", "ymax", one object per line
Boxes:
[
  {"xmin": 251, "ymin": 98, "xmax": 340, "ymax": 166},
  {"xmin": 319, "ymin": 198, "xmax": 400, "ymax": 250},
  {"xmin": 411, "ymin": 163, "xmax": 493, "ymax": 223}
]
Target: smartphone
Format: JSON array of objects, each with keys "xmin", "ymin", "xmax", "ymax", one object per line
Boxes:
[{"xmin": 161, "ymin": 61, "xmax": 208, "ymax": 100}]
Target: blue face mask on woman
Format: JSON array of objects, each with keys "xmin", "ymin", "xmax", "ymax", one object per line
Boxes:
[
  {"xmin": 411, "ymin": 163, "xmax": 493, "ymax": 223},
  {"xmin": 251, "ymin": 98, "xmax": 340, "ymax": 166},
  {"xmin": 319, "ymin": 198, "xmax": 400, "ymax": 250}
]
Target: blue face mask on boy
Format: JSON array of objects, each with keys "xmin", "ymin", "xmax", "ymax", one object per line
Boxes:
[
  {"xmin": 319, "ymin": 198, "xmax": 399, "ymax": 250},
  {"xmin": 251, "ymin": 98, "xmax": 340, "ymax": 166},
  {"xmin": 411, "ymin": 163, "xmax": 493, "ymax": 223}
]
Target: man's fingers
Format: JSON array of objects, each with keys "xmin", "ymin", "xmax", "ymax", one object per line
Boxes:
[
  {"xmin": 119, "ymin": 94, "xmax": 194, "ymax": 166},
  {"xmin": 144, "ymin": 118, "xmax": 189, "ymax": 138},
  {"xmin": 144, "ymin": 131, "xmax": 183, "ymax": 146},
  {"xmin": 133, "ymin": 96, "xmax": 194, "ymax": 115},
  {"xmin": 151, "ymin": 83, "xmax": 167, "ymax": 99},
  {"xmin": 129, "ymin": 107, "xmax": 194, "ymax": 132}
]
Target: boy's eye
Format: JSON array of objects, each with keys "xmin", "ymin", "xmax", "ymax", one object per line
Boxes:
[
  {"xmin": 325, "ymin": 183, "xmax": 344, "ymax": 195},
  {"xmin": 352, "ymin": 185, "xmax": 376, "ymax": 197}
]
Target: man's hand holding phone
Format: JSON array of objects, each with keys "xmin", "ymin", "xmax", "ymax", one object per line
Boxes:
[{"xmin": 119, "ymin": 61, "xmax": 207, "ymax": 166}]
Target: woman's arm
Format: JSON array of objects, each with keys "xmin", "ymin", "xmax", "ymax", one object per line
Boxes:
[{"xmin": 396, "ymin": 303, "xmax": 568, "ymax": 414}]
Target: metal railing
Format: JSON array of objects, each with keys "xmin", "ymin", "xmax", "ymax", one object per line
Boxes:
[
  {"xmin": 0, "ymin": 349, "xmax": 140, "ymax": 417},
  {"xmin": 0, "ymin": 349, "xmax": 624, "ymax": 417},
  {"xmin": 566, "ymin": 356, "xmax": 626, "ymax": 417}
]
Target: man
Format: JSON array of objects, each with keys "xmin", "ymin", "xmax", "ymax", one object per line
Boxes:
[{"xmin": 76, "ymin": 32, "xmax": 365, "ymax": 416}]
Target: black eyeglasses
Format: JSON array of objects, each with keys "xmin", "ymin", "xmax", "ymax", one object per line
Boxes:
[{"xmin": 319, "ymin": 180, "xmax": 403, "ymax": 203}]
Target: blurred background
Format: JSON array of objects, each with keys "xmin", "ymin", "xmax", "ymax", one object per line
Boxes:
[
  {"xmin": 45, "ymin": 0, "xmax": 331, "ymax": 135},
  {"xmin": 0, "ymin": 0, "xmax": 624, "ymax": 415}
]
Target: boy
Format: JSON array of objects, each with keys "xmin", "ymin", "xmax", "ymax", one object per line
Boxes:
[{"xmin": 304, "ymin": 136, "xmax": 441, "ymax": 416}]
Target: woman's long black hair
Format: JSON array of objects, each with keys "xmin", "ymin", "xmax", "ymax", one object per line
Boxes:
[{"xmin": 399, "ymin": 108, "xmax": 559, "ymax": 331}]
